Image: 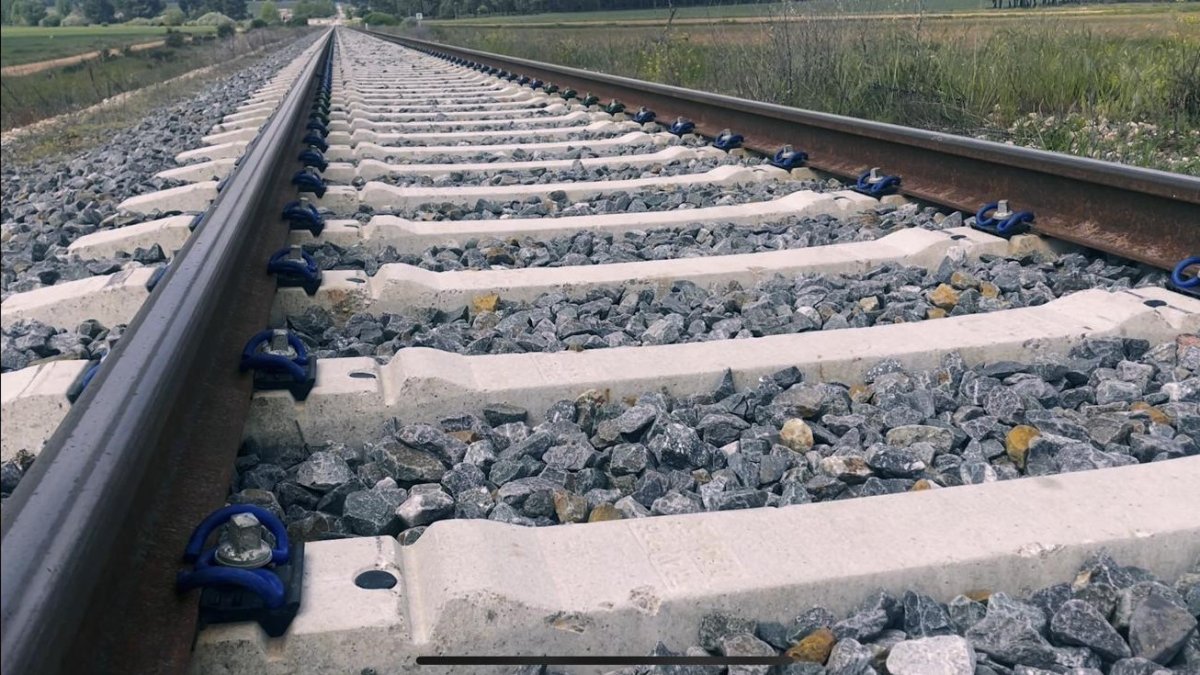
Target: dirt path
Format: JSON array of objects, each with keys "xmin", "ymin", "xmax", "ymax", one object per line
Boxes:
[{"xmin": 2, "ymin": 39, "xmax": 166, "ymax": 77}]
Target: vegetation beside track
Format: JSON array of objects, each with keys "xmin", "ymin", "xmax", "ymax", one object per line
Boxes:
[
  {"xmin": 0, "ymin": 26, "xmax": 303, "ymax": 131},
  {"xmin": 415, "ymin": 3, "xmax": 1200, "ymax": 174},
  {"xmin": 423, "ymin": 0, "xmax": 984, "ymax": 24},
  {"xmin": 0, "ymin": 25, "xmax": 217, "ymax": 66}
]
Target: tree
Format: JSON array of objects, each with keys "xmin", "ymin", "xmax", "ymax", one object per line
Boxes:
[
  {"xmin": 176, "ymin": 0, "xmax": 196, "ymax": 15},
  {"xmin": 217, "ymin": 0, "xmax": 244, "ymax": 19},
  {"xmin": 258, "ymin": 0, "xmax": 277, "ymax": 21},
  {"xmin": 21, "ymin": 0, "xmax": 45, "ymax": 23},
  {"xmin": 81, "ymin": 0, "xmax": 114, "ymax": 22},
  {"xmin": 55, "ymin": 0, "xmax": 72, "ymax": 17},
  {"xmin": 10, "ymin": 0, "xmax": 45, "ymax": 24},
  {"xmin": 116, "ymin": 0, "xmax": 162, "ymax": 18},
  {"xmin": 295, "ymin": 0, "xmax": 334, "ymax": 17}
]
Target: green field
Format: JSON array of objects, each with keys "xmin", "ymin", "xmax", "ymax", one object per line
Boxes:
[
  {"xmin": 433, "ymin": 0, "xmax": 1007, "ymax": 25},
  {"xmin": 422, "ymin": 3, "xmax": 1200, "ymax": 174},
  {"xmin": 428, "ymin": 0, "xmax": 1198, "ymax": 26},
  {"xmin": 0, "ymin": 25, "xmax": 216, "ymax": 67}
]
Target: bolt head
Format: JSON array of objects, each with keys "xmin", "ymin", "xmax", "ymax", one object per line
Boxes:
[{"xmin": 215, "ymin": 513, "xmax": 275, "ymax": 569}]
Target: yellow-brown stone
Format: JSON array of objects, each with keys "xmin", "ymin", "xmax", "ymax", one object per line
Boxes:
[
  {"xmin": 849, "ymin": 383, "xmax": 874, "ymax": 403},
  {"xmin": 588, "ymin": 503, "xmax": 622, "ymax": 522},
  {"xmin": 1006, "ymin": 425, "xmax": 1040, "ymax": 467},
  {"xmin": 980, "ymin": 281, "xmax": 1000, "ymax": 299},
  {"xmin": 911, "ymin": 479, "xmax": 935, "ymax": 491},
  {"xmin": 785, "ymin": 628, "xmax": 836, "ymax": 664},
  {"xmin": 553, "ymin": 490, "xmax": 588, "ymax": 523},
  {"xmin": 929, "ymin": 283, "xmax": 959, "ymax": 310},
  {"xmin": 927, "ymin": 307, "xmax": 948, "ymax": 319},
  {"xmin": 965, "ymin": 589, "xmax": 992, "ymax": 603},
  {"xmin": 472, "ymin": 292, "xmax": 500, "ymax": 313},
  {"xmin": 447, "ymin": 430, "xmax": 478, "ymax": 444},
  {"xmin": 950, "ymin": 270, "xmax": 978, "ymax": 289},
  {"xmin": 780, "ymin": 418, "xmax": 815, "ymax": 452},
  {"xmin": 1131, "ymin": 401, "xmax": 1170, "ymax": 424}
]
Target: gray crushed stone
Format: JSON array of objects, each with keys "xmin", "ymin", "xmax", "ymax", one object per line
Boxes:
[
  {"xmin": 0, "ymin": 34, "xmax": 320, "ymax": 301},
  {"xmin": 216, "ymin": 335, "xmax": 1197, "ymax": 550},
  {"xmin": 295, "ymin": 253, "xmax": 1160, "ymax": 361},
  {"xmin": 617, "ymin": 553, "xmax": 1199, "ymax": 675}
]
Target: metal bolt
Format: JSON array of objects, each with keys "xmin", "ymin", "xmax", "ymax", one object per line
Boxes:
[
  {"xmin": 867, "ymin": 167, "xmax": 882, "ymax": 184},
  {"xmin": 286, "ymin": 245, "xmax": 303, "ymax": 262},
  {"xmin": 994, "ymin": 199, "xmax": 1013, "ymax": 219},
  {"xmin": 265, "ymin": 329, "xmax": 296, "ymax": 359},
  {"xmin": 214, "ymin": 513, "xmax": 274, "ymax": 569}
]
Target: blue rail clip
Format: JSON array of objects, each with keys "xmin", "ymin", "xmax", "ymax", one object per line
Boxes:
[
  {"xmin": 770, "ymin": 145, "xmax": 808, "ymax": 171},
  {"xmin": 282, "ymin": 198, "xmax": 325, "ymax": 236},
  {"xmin": 301, "ymin": 132, "xmax": 328, "ymax": 153},
  {"xmin": 66, "ymin": 356, "xmax": 104, "ymax": 404},
  {"xmin": 298, "ymin": 146, "xmax": 328, "ymax": 172},
  {"xmin": 632, "ymin": 107, "xmax": 657, "ymax": 125},
  {"xmin": 973, "ymin": 200, "xmax": 1035, "ymax": 237},
  {"xmin": 239, "ymin": 329, "xmax": 317, "ymax": 400},
  {"xmin": 267, "ymin": 245, "xmax": 322, "ymax": 296},
  {"xmin": 853, "ymin": 167, "xmax": 901, "ymax": 197},
  {"xmin": 669, "ymin": 117, "xmax": 696, "ymax": 136},
  {"xmin": 713, "ymin": 129, "xmax": 744, "ymax": 152},
  {"xmin": 1171, "ymin": 256, "xmax": 1200, "ymax": 298},
  {"xmin": 291, "ymin": 169, "xmax": 327, "ymax": 198},
  {"xmin": 176, "ymin": 504, "xmax": 304, "ymax": 638}
]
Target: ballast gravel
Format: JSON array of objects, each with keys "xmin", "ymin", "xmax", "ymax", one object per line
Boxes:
[
  {"xmin": 597, "ymin": 553, "xmax": 1200, "ymax": 675},
  {"xmin": 309, "ymin": 200, "xmax": 925, "ymax": 277},
  {"xmin": 0, "ymin": 34, "xmax": 318, "ymax": 300},
  {"xmin": 356, "ymin": 136, "xmax": 704, "ymax": 165},
  {"xmin": 358, "ymin": 178, "xmax": 822, "ymax": 222},
  {"xmin": 297, "ymin": 252, "xmax": 1157, "ymax": 360},
  {"xmin": 370, "ymin": 127, "xmax": 633, "ymax": 149},
  {"xmin": 0, "ymin": 204, "xmax": 938, "ymax": 374},
  {"xmin": 366, "ymin": 154, "xmax": 740, "ymax": 189},
  {"xmin": 360, "ymin": 115, "xmax": 592, "ymax": 136},
  {"xmin": 223, "ymin": 335, "xmax": 1198, "ymax": 551}
]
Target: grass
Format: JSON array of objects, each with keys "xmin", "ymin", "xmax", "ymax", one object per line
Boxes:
[
  {"xmin": 0, "ymin": 25, "xmax": 216, "ymax": 67},
  {"xmin": 0, "ymin": 27, "xmax": 301, "ymax": 131},
  {"xmin": 1, "ymin": 37, "xmax": 283, "ymax": 164},
  {"xmin": 429, "ymin": 0, "xmax": 1179, "ymax": 25},
  {"xmin": 412, "ymin": 3, "xmax": 1200, "ymax": 174}
]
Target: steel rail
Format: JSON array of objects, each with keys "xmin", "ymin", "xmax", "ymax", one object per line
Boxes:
[
  {"xmin": 0, "ymin": 29, "xmax": 334, "ymax": 675},
  {"xmin": 368, "ymin": 31, "xmax": 1197, "ymax": 271}
]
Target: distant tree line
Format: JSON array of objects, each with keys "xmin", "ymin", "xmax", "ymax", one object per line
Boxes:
[{"xmin": 0, "ymin": 0, "xmax": 257, "ymax": 25}]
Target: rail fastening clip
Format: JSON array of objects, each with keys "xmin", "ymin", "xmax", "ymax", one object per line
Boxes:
[
  {"xmin": 267, "ymin": 245, "xmax": 323, "ymax": 296},
  {"xmin": 1171, "ymin": 256, "xmax": 1200, "ymax": 298},
  {"xmin": 973, "ymin": 199, "xmax": 1035, "ymax": 237},
  {"xmin": 176, "ymin": 504, "xmax": 304, "ymax": 638},
  {"xmin": 239, "ymin": 328, "xmax": 317, "ymax": 400},
  {"xmin": 771, "ymin": 145, "xmax": 808, "ymax": 171},
  {"xmin": 854, "ymin": 167, "xmax": 901, "ymax": 197},
  {"xmin": 282, "ymin": 198, "xmax": 325, "ymax": 236}
]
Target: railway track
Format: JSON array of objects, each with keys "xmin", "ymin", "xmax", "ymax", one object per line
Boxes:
[{"xmin": 2, "ymin": 26, "xmax": 1199, "ymax": 675}]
